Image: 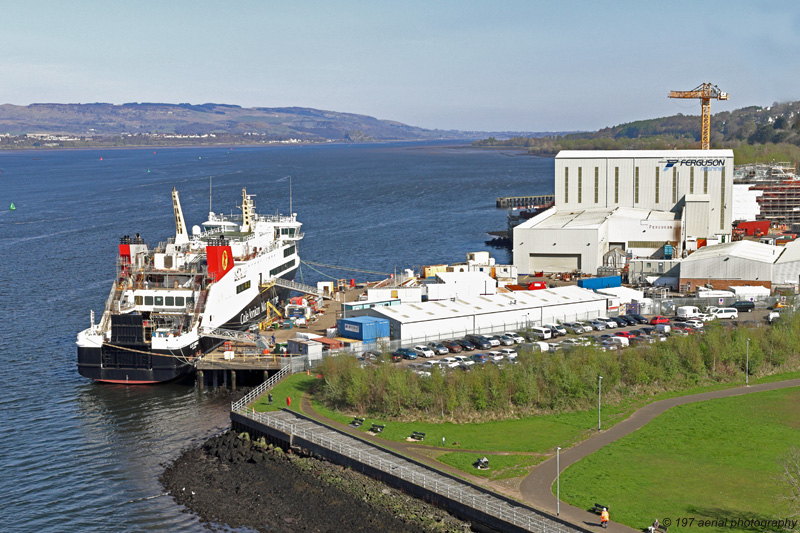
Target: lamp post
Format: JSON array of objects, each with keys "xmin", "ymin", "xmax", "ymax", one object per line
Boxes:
[
  {"xmin": 556, "ymin": 446, "xmax": 561, "ymax": 516},
  {"xmin": 598, "ymin": 376, "xmax": 603, "ymax": 431},
  {"xmin": 746, "ymin": 338, "xmax": 750, "ymax": 387}
]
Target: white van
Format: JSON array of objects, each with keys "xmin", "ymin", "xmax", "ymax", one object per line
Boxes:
[
  {"xmin": 607, "ymin": 336, "xmax": 629, "ymax": 348},
  {"xmin": 655, "ymin": 323, "xmax": 671, "ymax": 334},
  {"xmin": 529, "ymin": 326, "xmax": 552, "ymax": 340},
  {"xmin": 677, "ymin": 306, "xmax": 702, "ymax": 318},
  {"xmin": 711, "ymin": 307, "xmax": 739, "ymax": 320}
]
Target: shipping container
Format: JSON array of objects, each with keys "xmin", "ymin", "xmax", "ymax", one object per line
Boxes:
[
  {"xmin": 577, "ymin": 276, "xmax": 621, "ymax": 291},
  {"xmin": 337, "ymin": 316, "xmax": 390, "ymax": 342}
]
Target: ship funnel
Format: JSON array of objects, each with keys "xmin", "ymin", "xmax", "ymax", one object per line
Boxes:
[{"xmin": 172, "ymin": 187, "xmax": 189, "ymax": 246}]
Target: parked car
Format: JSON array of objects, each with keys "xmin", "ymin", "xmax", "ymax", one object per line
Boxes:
[
  {"xmin": 589, "ymin": 320, "xmax": 607, "ymax": 331},
  {"xmin": 544, "ymin": 323, "xmax": 568, "ymax": 336},
  {"xmin": 528, "ymin": 326, "xmax": 552, "ymax": 340},
  {"xmin": 731, "ymin": 300, "xmax": 755, "ymax": 313},
  {"xmin": 561, "ymin": 338, "xmax": 588, "ymax": 348},
  {"xmin": 486, "ymin": 351, "xmax": 504, "ymax": 361},
  {"xmin": 641, "ymin": 326, "xmax": 655, "ymax": 335},
  {"xmin": 599, "ymin": 341, "xmax": 619, "ymax": 351},
  {"xmin": 441, "ymin": 340, "xmax": 463, "ymax": 353},
  {"xmin": 441, "ymin": 357, "xmax": 460, "ymax": 368},
  {"xmin": 505, "ymin": 332, "xmax": 525, "ymax": 343},
  {"xmin": 712, "ymin": 307, "xmax": 739, "ymax": 320},
  {"xmin": 453, "ymin": 355, "xmax": 469, "ymax": 364},
  {"xmin": 465, "ymin": 335, "xmax": 493, "ymax": 349},
  {"xmin": 498, "ymin": 348, "xmax": 517, "ymax": 357},
  {"xmin": 577, "ymin": 321, "xmax": 595, "ymax": 331},
  {"xmin": 426, "ymin": 342, "xmax": 450, "ymax": 355},
  {"xmin": 609, "ymin": 316, "xmax": 627, "ymax": 327},
  {"xmin": 547, "ymin": 342, "xmax": 563, "ymax": 352},
  {"xmin": 619, "ymin": 315, "xmax": 638, "ymax": 326},
  {"xmin": 629, "ymin": 329, "xmax": 644, "ymax": 337},
  {"xmin": 413, "ymin": 345, "xmax": 436, "ymax": 358},
  {"xmin": 391, "ymin": 352, "xmax": 403, "ymax": 363},
  {"xmin": 615, "ymin": 331, "xmax": 635, "ymax": 339},
  {"xmin": 650, "ymin": 315, "xmax": 670, "ymax": 325},
  {"xmin": 628, "ymin": 313, "xmax": 650, "ymax": 324},
  {"xmin": 455, "ymin": 339, "xmax": 476, "ymax": 351},
  {"xmin": 490, "ymin": 334, "xmax": 515, "ymax": 346},
  {"xmin": 470, "ymin": 353, "xmax": 488, "ymax": 363},
  {"xmin": 396, "ymin": 348, "xmax": 417, "ymax": 360},
  {"xmin": 563, "ymin": 322, "xmax": 589, "ymax": 334},
  {"xmin": 596, "ymin": 316, "xmax": 617, "ymax": 328}
]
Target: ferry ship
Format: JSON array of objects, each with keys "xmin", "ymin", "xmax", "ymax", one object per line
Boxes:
[{"xmin": 76, "ymin": 187, "xmax": 302, "ymax": 383}]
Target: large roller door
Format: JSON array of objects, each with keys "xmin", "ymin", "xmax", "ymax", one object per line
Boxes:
[{"xmin": 529, "ymin": 253, "xmax": 581, "ymax": 273}]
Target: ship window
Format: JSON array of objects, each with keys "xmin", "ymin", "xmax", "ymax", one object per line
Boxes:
[
  {"xmin": 154, "ymin": 296, "xmax": 163, "ymax": 306},
  {"xmin": 145, "ymin": 296, "xmax": 154, "ymax": 306},
  {"xmin": 135, "ymin": 295, "xmax": 143, "ymax": 305},
  {"xmin": 164, "ymin": 255, "xmax": 173, "ymax": 269},
  {"xmin": 284, "ymin": 245, "xmax": 296, "ymax": 258},
  {"xmin": 237, "ymin": 280, "xmax": 251, "ymax": 294},
  {"xmin": 186, "ymin": 298, "xmax": 194, "ymax": 309},
  {"xmin": 165, "ymin": 296, "xmax": 174, "ymax": 306},
  {"xmin": 176, "ymin": 296, "xmax": 185, "ymax": 307}
]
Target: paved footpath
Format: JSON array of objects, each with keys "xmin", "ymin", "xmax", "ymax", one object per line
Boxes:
[
  {"xmin": 519, "ymin": 378, "xmax": 800, "ymax": 531},
  {"xmin": 301, "ymin": 379, "xmax": 800, "ymax": 532}
]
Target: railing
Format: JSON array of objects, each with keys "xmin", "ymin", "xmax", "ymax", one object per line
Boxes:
[
  {"xmin": 237, "ymin": 409, "xmax": 578, "ymax": 533},
  {"xmin": 201, "ymin": 326, "xmax": 261, "ymax": 343},
  {"xmin": 272, "ymin": 277, "xmax": 326, "ymax": 299},
  {"xmin": 231, "ymin": 361, "xmax": 291, "ymax": 412}
]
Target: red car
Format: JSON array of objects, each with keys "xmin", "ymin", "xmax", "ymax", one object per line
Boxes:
[
  {"xmin": 615, "ymin": 331, "xmax": 635, "ymax": 339},
  {"xmin": 650, "ymin": 316, "xmax": 670, "ymax": 325}
]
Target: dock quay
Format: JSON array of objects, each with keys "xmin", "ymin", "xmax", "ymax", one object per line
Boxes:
[
  {"xmin": 230, "ymin": 406, "xmax": 586, "ymax": 533},
  {"xmin": 496, "ymin": 194, "xmax": 555, "ymax": 209}
]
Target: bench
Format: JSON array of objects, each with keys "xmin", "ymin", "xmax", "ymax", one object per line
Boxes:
[
  {"xmin": 655, "ymin": 525, "xmax": 668, "ymax": 533},
  {"xmin": 475, "ymin": 457, "xmax": 490, "ymax": 470},
  {"xmin": 592, "ymin": 503, "xmax": 609, "ymax": 514},
  {"xmin": 410, "ymin": 431, "xmax": 425, "ymax": 441},
  {"xmin": 370, "ymin": 423, "xmax": 385, "ymax": 434},
  {"xmin": 348, "ymin": 417, "xmax": 365, "ymax": 428}
]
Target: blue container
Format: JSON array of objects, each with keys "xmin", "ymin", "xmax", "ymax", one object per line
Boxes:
[
  {"xmin": 337, "ymin": 317, "xmax": 390, "ymax": 342},
  {"xmin": 577, "ymin": 275, "xmax": 621, "ymax": 291}
]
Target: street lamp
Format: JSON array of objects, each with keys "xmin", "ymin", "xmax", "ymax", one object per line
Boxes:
[
  {"xmin": 746, "ymin": 338, "xmax": 750, "ymax": 387},
  {"xmin": 598, "ymin": 376, "xmax": 603, "ymax": 431},
  {"xmin": 556, "ymin": 446, "xmax": 561, "ymax": 516}
]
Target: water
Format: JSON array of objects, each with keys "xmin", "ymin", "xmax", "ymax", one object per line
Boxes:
[{"xmin": 0, "ymin": 142, "xmax": 553, "ymax": 531}]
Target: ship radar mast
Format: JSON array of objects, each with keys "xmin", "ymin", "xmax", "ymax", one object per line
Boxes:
[
  {"xmin": 172, "ymin": 187, "xmax": 189, "ymax": 246},
  {"xmin": 239, "ymin": 188, "xmax": 256, "ymax": 233}
]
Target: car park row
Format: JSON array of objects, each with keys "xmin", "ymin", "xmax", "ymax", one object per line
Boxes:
[{"xmin": 357, "ymin": 307, "xmax": 787, "ymax": 372}]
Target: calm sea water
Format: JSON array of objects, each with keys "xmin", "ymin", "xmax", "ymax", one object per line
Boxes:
[{"xmin": 0, "ymin": 142, "xmax": 553, "ymax": 531}]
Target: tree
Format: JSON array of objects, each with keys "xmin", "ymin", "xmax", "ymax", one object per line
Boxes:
[{"xmin": 777, "ymin": 446, "xmax": 800, "ymax": 518}]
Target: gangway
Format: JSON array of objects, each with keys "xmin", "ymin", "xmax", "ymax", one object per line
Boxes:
[
  {"xmin": 272, "ymin": 277, "xmax": 331, "ymax": 299},
  {"xmin": 200, "ymin": 326, "xmax": 261, "ymax": 344}
]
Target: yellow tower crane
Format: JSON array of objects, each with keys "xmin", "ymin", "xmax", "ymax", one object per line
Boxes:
[{"xmin": 668, "ymin": 83, "xmax": 729, "ymax": 150}]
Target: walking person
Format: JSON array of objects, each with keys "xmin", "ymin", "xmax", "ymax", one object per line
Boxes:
[{"xmin": 600, "ymin": 508, "xmax": 609, "ymax": 528}]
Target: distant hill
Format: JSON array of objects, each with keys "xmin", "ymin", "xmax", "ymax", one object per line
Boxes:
[
  {"xmin": 0, "ymin": 102, "xmax": 551, "ymax": 146},
  {"xmin": 474, "ymin": 100, "xmax": 800, "ymax": 165}
]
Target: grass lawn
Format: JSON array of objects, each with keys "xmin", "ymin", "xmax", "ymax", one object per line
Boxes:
[
  {"xmin": 251, "ymin": 373, "xmax": 319, "ymax": 413},
  {"xmin": 559, "ymin": 387, "xmax": 800, "ymax": 532},
  {"xmin": 438, "ymin": 452, "xmax": 545, "ymax": 480}
]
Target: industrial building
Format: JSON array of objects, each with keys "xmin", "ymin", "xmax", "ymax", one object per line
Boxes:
[
  {"xmin": 678, "ymin": 239, "xmax": 800, "ymax": 291},
  {"xmin": 514, "ymin": 149, "xmax": 734, "ymax": 275},
  {"xmin": 360, "ymin": 285, "xmax": 608, "ymax": 343}
]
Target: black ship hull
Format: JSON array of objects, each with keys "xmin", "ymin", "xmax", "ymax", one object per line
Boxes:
[{"xmin": 77, "ymin": 269, "xmax": 297, "ymax": 384}]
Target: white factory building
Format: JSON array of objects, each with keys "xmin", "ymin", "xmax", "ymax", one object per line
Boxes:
[
  {"xmin": 514, "ymin": 149, "xmax": 734, "ymax": 275},
  {"xmin": 680, "ymin": 239, "xmax": 800, "ymax": 291},
  {"xmin": 360, "ymin": 285, "xmax": 609, "ymax": 343}
]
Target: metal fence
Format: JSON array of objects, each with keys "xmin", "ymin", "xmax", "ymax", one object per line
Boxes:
[{"xmin": 233, "ymin": 409, "xmax": 579, "ymax": 533}]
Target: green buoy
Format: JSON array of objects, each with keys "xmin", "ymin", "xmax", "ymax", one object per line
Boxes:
[{"xmin": 9, "ymin": 202, "xmax": 15, "ymax": 211}]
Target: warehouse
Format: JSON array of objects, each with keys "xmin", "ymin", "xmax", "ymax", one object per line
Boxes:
[
  {"xmin": 679, "ymin": 240, "xmax": 779, "ymax": 291},
  {"xmin": 514, "ymin": 149, "xmax": 734, "ymax": 276},
  {"xmin": 361, "ymin": 285, "xmax": 608, "ymax": 343}
]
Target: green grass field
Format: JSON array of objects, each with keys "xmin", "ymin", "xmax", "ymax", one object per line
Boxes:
[
  {"xmin": 437, "ymin": 452, "xmax": 545, "ymax": 480},
  {"xmin": 559, "ymin": 387, "xmax": 800, "ymax": 532}
]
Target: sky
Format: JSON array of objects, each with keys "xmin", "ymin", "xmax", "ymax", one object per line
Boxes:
[{"xmin": 3, "ymin": 0, "xmax": 800, "ymax": 132}]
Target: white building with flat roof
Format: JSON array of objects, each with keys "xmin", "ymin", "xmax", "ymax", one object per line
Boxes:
[{"xmin": 514, "ymin": 149, "xmax": 734, "ymax": 275}]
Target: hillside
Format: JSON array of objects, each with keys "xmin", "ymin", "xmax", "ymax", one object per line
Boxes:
[
  {"xmin": 475, "ymin": 100, "xmax": 800, "ymax": 164},
  {"xmin": 0, "ymin": 102, "xmax": 541, "ymax": 147}
]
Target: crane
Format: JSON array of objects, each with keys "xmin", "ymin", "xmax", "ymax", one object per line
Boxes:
[{"xmin": 668, "ymin": 82, "xmax": 729, "ymax": 149}]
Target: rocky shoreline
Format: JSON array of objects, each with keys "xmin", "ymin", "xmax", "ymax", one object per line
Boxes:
[{"xmin": 160, "ymin": 430, "xmax": 473, "ymax": 532}]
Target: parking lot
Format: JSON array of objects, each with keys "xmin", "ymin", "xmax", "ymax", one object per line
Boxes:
[{"xmin": 362, "ymin": 305, "xmax": 785, "ymax": 374}]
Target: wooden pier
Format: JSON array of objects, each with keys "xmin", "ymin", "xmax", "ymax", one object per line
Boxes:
[{"xmin": 496, "ymin": 194, "xmax": 555, "ymax": 209}]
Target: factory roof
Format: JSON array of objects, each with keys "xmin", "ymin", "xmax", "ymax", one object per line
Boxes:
[
  {"xmin": 683, "ymin": 241, "xmax": 781, "ymax": 264},
  {"xmin": 775, "ymin": 239, "xmax": 800, "ymax": 264},
  {"xmin": 517, "ymin": 206, "xmax": 678, "ymax": 231},
  {"xmin": 556, "ymin": 149, "xmax": 734, "ymax": 159},
  {"xmin": 368, "ymin": 285, "xmax": 606, "ymax": 323}
]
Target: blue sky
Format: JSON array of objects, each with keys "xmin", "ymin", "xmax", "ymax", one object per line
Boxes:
[{"xmin": 3, "ymin": 1, "xmax": 799, "ymax": 132}]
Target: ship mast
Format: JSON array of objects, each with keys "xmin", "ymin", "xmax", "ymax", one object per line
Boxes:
[{"xmin": 172, "ymin": 187, "xmax": 189, "ymax": 246}]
